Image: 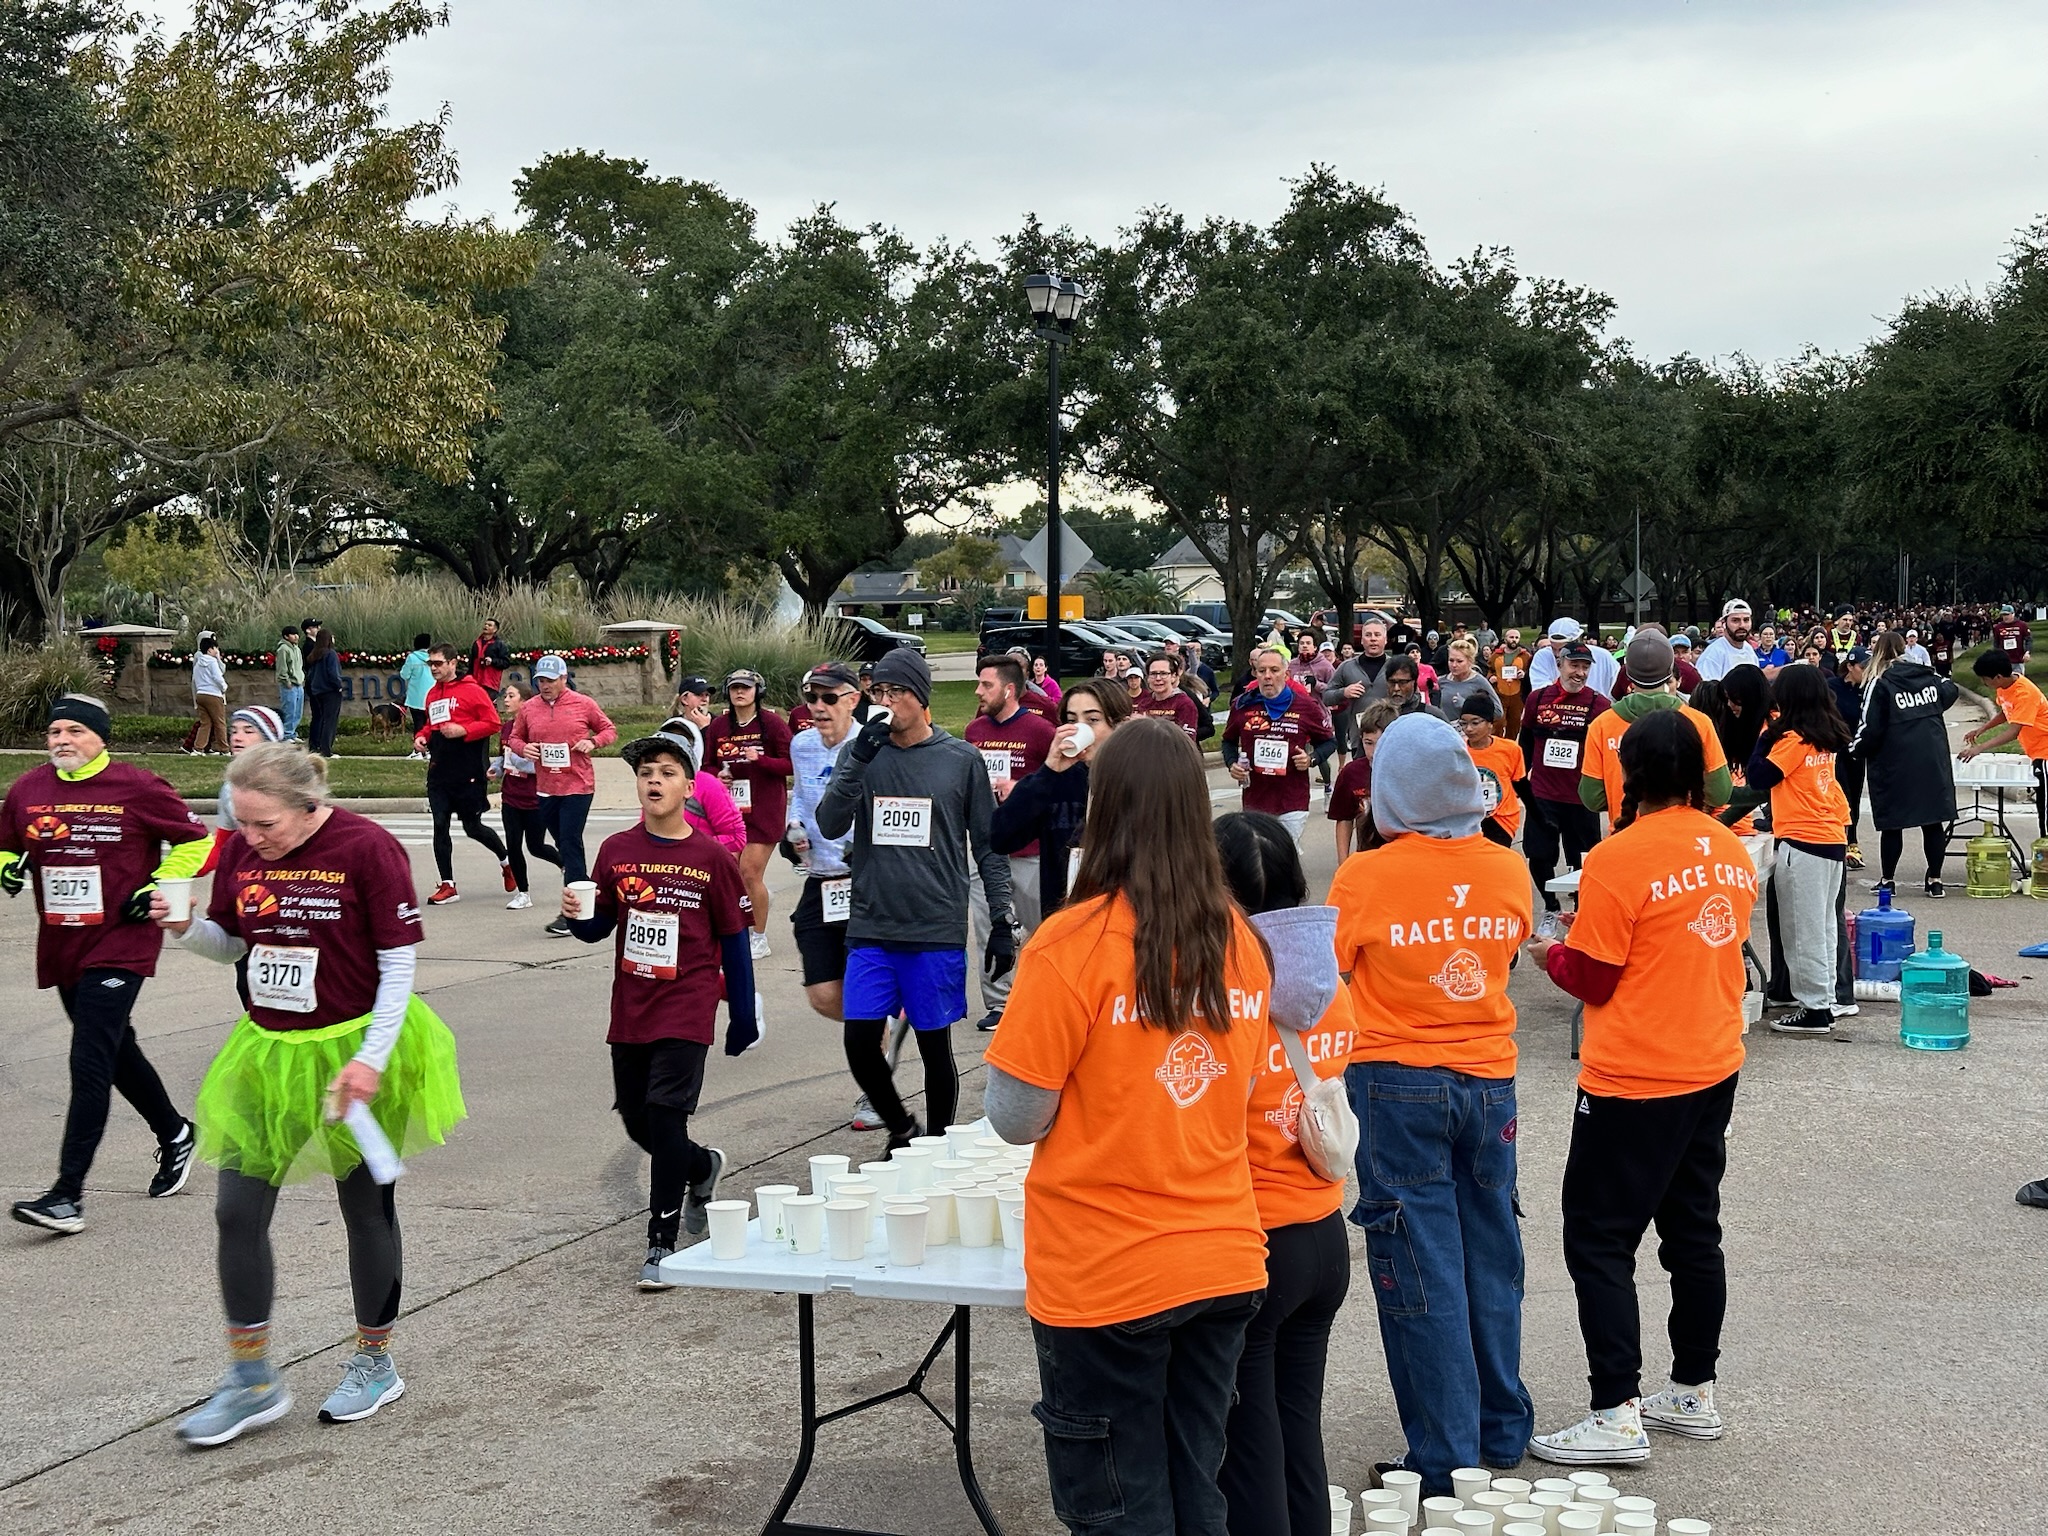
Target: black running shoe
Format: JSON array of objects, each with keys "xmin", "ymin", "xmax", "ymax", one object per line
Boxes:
[
  {"xmin": 1924, "ymin": 879, "xmax": 1946, "ymax": 899},
  {"xmin": 11, "ymin": 1191, "xmax": 84, "ymax": 1234},
  {"xmin": 975, "ymin": 1009, "xmax": 1003, "ymax": 1033},
  {"xmin": 2018, "ymin": 1179, "xmax": 2048, "ymax": 1210},
  {"xmin": 682, "ymin": 1147, "xmax": 726, "ymax": 1237},
  {"xmin": 1770, "ymin": 1007, "xmax": 1835, "ymax": 1036},
  {"xmin": 885, "ymin": 1119, "xmax": 924, "ymax": 1155},
  {"xmin": 150, "ymin": 1120, "xmax": 195, "ymax": 1198}
]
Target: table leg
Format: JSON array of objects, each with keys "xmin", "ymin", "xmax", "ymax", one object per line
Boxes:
[
  {"xmin": 762, "ymin": 1294, "xmax": 827, "ymax": 1536},
  {"xmin": 951, "ymin": 1306, "xmax": 1005, "ymax": 1536}
]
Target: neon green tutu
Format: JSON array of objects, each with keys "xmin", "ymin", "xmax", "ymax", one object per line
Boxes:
[{"xmin": 195, "ymin": 997, "xmax": 466, "ymax": 1187}]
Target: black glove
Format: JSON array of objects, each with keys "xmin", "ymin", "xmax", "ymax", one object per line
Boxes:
[
  {"xmin": 122, "ymin": 884, "xmax": 157, "ymax": 923},
  {"xmin": 848, "ymin": 715, "xmax": 893, "ymax": 764},
  {"xmin": 983, "ymin": 919, "xmax": 1017, "ymax": 984},
  {"xmin": 0, "ymin": 856, "xmax": 24, "ymax": 897}
]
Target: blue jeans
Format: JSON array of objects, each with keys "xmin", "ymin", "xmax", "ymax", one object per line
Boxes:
[
  {"xmin": 1032, "ymin": 1289, "xmax": 1264, "ymax": 1535},
  {"xmin": 536, "ymin": 793, "xmax": 592, "ymax": 885},
  {"xmin": 276, "ymin": 685, "xmax": 304, "ymax": 739},
  {"xmin": 1346, "ymin": 1061, "xmax": 1533, "ymax": 1494}
]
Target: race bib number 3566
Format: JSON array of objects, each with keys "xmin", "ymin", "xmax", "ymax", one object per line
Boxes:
[
  {"xmin": 1252, "ymin": 735, "xmax": 1290, "ymax": 774},
  {"xmin": 872, "ymin": 796, "xmax": 933, "ymax": 847}
]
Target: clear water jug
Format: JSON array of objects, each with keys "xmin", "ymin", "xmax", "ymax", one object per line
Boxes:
[
  {"xmin": 1855, "ymin": 888, "xmax": 1915, "ymax": 983},
  {"xmin": 1899, "ymin": 930, "xmax": 1970, "ymax": 1051}
]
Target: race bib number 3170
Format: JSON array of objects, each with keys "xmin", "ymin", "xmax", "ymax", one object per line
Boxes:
[{"xmin": 250, "ymin": 944, "xmax": 320, "ymax": 1014}]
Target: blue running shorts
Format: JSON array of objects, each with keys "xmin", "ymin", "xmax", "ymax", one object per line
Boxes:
[{"xmin": 843, "ymin": 946, "xmax": 968, "ymax": 1032}]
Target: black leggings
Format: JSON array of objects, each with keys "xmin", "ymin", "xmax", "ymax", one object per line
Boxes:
[
  {"xmin": 499, "ymin": 801, "xmax": 561, "ymax": 892},
  {"xmin": 217, "ymin": 1166, "xmax": 401, "ymax": 1329},
  {"xmin": 427, "ymin": 783, "xmax": 508, "ymax": 882},
  {"xmin": 843, "ymin": 1019, "xmax": 957, "ymax": 1138},
  {"xmin": 612, "ymin": 1040, "xmax": 712, "ymax": 1248},
  {"xmin": 1221, "ymin": 1211, "xmax": 1351, "ymax": 1536},
  {"xmin": 1879, "ymin": 824, "xmax": 1948, "ymax": 884},
  {"xmin": 54, "ymin": 969, "xmax": 186, "ymax": 1200}
]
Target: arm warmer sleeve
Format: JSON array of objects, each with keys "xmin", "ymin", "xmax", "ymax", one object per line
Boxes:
[
  {"xmin": 566, "ymin": 911, "xmax": 616, "ymax": 944},
  {"xmin": 178, "ymin": 915, "xmax": 249, "ymax": 963},
  {"xmin": 1544, "ymin": 943, "xmax": 1624, "ymax": 1006},
  {"xmin": 354, "ymin": 945, "xmax": 417, "ymax": 1072},
  {"xmin": 153, "ymin": 834, "xmax": 216, "ymax": 883},
  {"xmin": 983, "ymin": 1064, "xmax": 1060, "ymax": 1144}
]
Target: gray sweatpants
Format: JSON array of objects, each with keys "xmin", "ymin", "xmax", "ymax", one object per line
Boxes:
[
  {"xmin": 1776, "ymin": 843, "xmax": 1844, "ymax": 1010},
  {"xmin": 970, "ymin": 857, "xmax": 1042, "ymax": 1015}
]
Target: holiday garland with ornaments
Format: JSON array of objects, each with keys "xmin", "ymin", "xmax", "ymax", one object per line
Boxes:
[{"xmin": 149, "ymin": 644, "xmax": 652, "ymax": 670}]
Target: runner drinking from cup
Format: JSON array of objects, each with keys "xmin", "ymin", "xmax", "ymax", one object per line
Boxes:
[
  {"xmin": 992, "ymin": 678, "xmax": 1131, "ymax": 918},
  {"xmin": 815, "ymin": 649, "xmax": 1014, "ymax": 1150},
  {"xmin": 506, "ymin": 653, "xmax": 616, "ymax": 937},
  {"xmin": 966, "ymin": 655, "xmax": 1055, "ymax": 1033},
  {"xmin": 1329, "ymin": 713, "xmax": 1535, "ymax": 1498},
  {"xmin": 1525, "ymin": 710, "xmax": 1757, "ymax": 1466},
  {"xmin": 1224, "ymin": 644, "xmax": 1335, "ymax": 846},
  {"xmin": 1214, "ymin": 810, "xmax": 1355, "ymax": 1536},
  {"xmin": 414, "ymin": 642, "xmax": 514, "ymax": 907},
  {"xmin": 565, "ymin": 730, "xmax": 759, "ymax": 1287},
  {"xmin": 160, "ymin": 742, "xmax": 465, "ymax": 1444},
  {"xmin": 3, "ymin": 695, "xmax": 209, "ymax": 1234},
  {"xmin": 983, "ymin": 719, "xmax": 1269, "ymax": 1535},
  {"xmin": 706, "ymin": 669, "xmax": 793, "ymax": 960}
]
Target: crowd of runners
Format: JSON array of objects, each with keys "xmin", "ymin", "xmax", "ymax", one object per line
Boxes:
[{"xmin": 4, "ymin": 593, "xmax": 2044, "ymax": 1534}]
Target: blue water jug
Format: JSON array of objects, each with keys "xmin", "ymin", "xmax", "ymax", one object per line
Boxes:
[
  {"xmin": 1856, "ymin": 888, "xmax": 1915, "ymax": 983},
  {"xmin": 1899, "ymin": 930, "xmax": 1970, "ymax": 1051}
]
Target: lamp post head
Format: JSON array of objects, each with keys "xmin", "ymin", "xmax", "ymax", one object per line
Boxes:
[
  {"xmin": 1024, "ymin": 273, "xmax": 1057, "ymax": 319},
  {"xmin": 1025, "ymin": 272, "xmax": 1086, "ymax": 339}
]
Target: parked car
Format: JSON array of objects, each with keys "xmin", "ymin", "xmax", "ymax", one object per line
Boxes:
[
  {"xmin": 1113, "ymin": 615, "xmax": 1230, "ymax": 669},
  {"xmin": 1180, "ymin": 602, "xmax": 1232, "ymax": 633},
  {"xmin": 828, "ymin": 613, "xmax": 926, "ymax": 663},
  {"xmin": 977, "ymin": 619, "xmax": 1155, "ymax": 679}
]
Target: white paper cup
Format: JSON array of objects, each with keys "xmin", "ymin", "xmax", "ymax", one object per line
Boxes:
[
  {"xmin": 1502, "ymin": 1525, "xmax": 1547, "ymax": 1536},
  {"xmin": 1365, "ymin": 1510, "xmax": 1411, "ymax": 1534},
  {"xmin": 159, "ymin": 877, "xmax": 193, "ymax": 922},
  {"xmin": 1577, "ymin": 1486, "xmax": 1619, "ymax": 1523},
  {"xmin": 1491, "ymin": 1481, "xmax": 1531, "ymax": 1501},
  {"xmin": 1612, "ymin": 1516, "xmax": 1655, "ymax": 1536},
  {"xmin": 752, "ymin": 1185, "xmax": 797, "ymax": 1242},
  {"xmin": 1665, "ymin": 1523, "xmax": 1709, "ymax": 1536},
  {"xmin": 931, "ymin": 1158, "xmax": 974, "ymax": 1185},
  {"xmin": 1422, "ymin": 1496, "xmax": 1464, "ymax": 1530},
  {"xmin": 1451, "ymin": 1470, "xmax": 1491, "ymax": 1504},
  {"xmin": 975, "ymin": 1134, "xmax": 1012, "ymax": 1152},
  {"xmin": 1499, "ymin": 1509, "xmax": 1544, "ymax": 1533},
  {"xmin": 919, "ymin": 1186, "xmax": 955, "ymax": 1245},
  {"xmin": 808, "ymin": 1153, "xmax": 850, "ymax": 1196},
  {"xmin": 705, "ymin": 1198, "xmax": 749, "ymax": 1259},
  {"xmin": 998, "ymin": 1192, "xmax": 1024, "ymax": 1251},
  {"xmin": 858, "ymin": 1161, "xmax": 900, "ymax": 1198},
  {"xmin": 1470, "ymin": 1492, "xmax": 1515, "ymax": 1517},
  {"xmin": 1359, "ymin": 1490, "xmax": 1404, "ymax": 1514},
  {"xmin": 1450, "ymin": 1511, "xmax": 1494, "ymax": 1535},
  {"xmin": 1380, "ymin": 1469, "xmax": 1422, "ymax": 1520},
  {"xmin": 1565, "ymin": 1473, "xmax": 1611, "ymax": 1492},
  {"xmin": 888, "ymin": 1147, "xmax": 935, "ymax": 1190},
  {"xmin": 944, "ymin": 1123, "xmax": 982, "ymax": 1156},
  {"xmin": 1611, "ymin": 1496, "xmax": 1655, "ymax": 1522},
  {"xmin": 1529, "ymin": 1491, "xmax": 1571, "ymax": 1532},
  {"xmin": 954, "ymin": 1188, "xmax": 997, "ymax": 1247},
  {"xmin": 1532, "ymin": 1481, "xmax": 1575, "ymax": 1497},
  {"xmin": 824, "ymin": 1199, "xmax": 867, "ymax": 1260},
  {"xmin": 829, "ymin": 1178, "xmax": 876, "ymax": 1208},
  {"xmin": 564, "ymin": 880, "xmax": 598, "ymax": 919},
  {"xmin": 961, "ymin": 1146, "xmax": 1001, "ymax": 1165},
  {"xmin": 883, "ymin": 1204, "xmax": 928, "ymax": 1266},
  {"xmin": 783, "ymin": 1193, "xmax": 826, "ymax": 1253},
  {"xmin": 910, "ymin": 1133, "xmax": 951, "ymax": 1154},
  {"xmin": 1555, "ymin": 1513, "xmax": 1601, "ymax": 1536}
]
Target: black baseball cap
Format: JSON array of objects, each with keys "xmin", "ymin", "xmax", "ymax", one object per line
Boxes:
[
  {"xmin": 802, "ymin": 662, "xmax": 860, "ymax": 693},
  {"xmin": 1558, "ymin": 640, "xmax": 1594, "ymax": 662},
  {"xmin": 675, "ymin": 674, "xmax": 712, "ymax": 697}
]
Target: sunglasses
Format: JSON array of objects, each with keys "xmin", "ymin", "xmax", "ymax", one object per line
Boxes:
[{"xmin": 804, "ymin": 689, "xmax": 855, "ymax": 704}]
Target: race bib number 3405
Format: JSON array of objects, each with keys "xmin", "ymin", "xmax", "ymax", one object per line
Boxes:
[{"xmin": 872, "ymin": 796, "xmax": 933, "ymax": 847}]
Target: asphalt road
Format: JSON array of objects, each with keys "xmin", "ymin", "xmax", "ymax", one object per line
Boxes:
[{"xmin": 5, "ymin": 741, "xmax": 2048, "ymax": 1534}]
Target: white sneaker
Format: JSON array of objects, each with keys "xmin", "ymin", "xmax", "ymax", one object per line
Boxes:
[
  {"xmin": 506, "ymin": 891, "xmax": 532, "ymax": 910},
  {"xmin": 1640, "ymin": 1379, "xmax": 1723, "ymax": 1440},
  {"xmin": 851, "ymin": 1095, "xmax": 887, "ymax": 1131},
  {"xmin": 1831, "ymin": 1001, "xmax": 1860, "ymax": 1018},
  {"xmin": 749, "ymin": 930, "xmax": 771, "ymax": 960},
  {"xmin": 1529, "ymin": 1400, "xmax": 1651, "ymax": 1465}
]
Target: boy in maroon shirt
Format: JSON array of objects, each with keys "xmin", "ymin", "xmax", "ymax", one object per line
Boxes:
[{"xmin": 566, "ymin": 730, "xmax": 759, "ymax": 1288}]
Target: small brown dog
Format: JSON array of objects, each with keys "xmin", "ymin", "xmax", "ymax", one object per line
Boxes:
[{"xmin": 366, "ymin": 701, "xmax": 406, "ymax": 740}]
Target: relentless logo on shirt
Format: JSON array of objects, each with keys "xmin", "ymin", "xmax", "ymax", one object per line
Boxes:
[
  {"xmin": 25, "ymin": 813, "xmax": 70, "ymax": 843},
  {"xmin": 237, "ymin": 882, "xmax": 280, "ymax": 918},
  {"xmin": 1688, "ymin": 894, "xmax": 1740, "ymax": 948},
  {"xmin": 1265, "ymin": 1082, "xmax": 1305, "ymax": 1143},
  {"xmin": 1155, "ymin": 1031, "xmax": 1229, "ymax": 1108},
  {"xmin": 1428, "ymin": 948, "xmax": 1489, "ymax": 1002}
]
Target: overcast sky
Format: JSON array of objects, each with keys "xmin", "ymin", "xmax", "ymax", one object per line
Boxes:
[{"xmin": 373, "ymin": 0, "xmax": 2047, "ymax": 366}]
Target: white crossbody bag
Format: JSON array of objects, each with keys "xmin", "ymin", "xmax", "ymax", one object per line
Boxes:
[{"xmin": 1275, "ymin": 1027, "xmax": 1359, "ymax": 1183}]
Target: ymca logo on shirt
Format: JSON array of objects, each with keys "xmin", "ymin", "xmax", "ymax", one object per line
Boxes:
[
  {"xmin": 1429, "ymin": 948, "xmax": 1489, "ymax": 1002},
  {"xmin": 1688, "ymin": 894, "xmax": 1741, "ymax": 948},
  {"xmin": 24, "ymin": 813, "xmax": 70, "ymax": 843},
  {"xmin": 615, "ymin": 874, "xmax": 657, "ymax": 906},
  {"xmin": 1155, "ymin": 1031, "xmax": 1230, "ymax": 1107},
  {"xmin": 237, "ymin": 882, "xmax": 281, "ymax": 918}
]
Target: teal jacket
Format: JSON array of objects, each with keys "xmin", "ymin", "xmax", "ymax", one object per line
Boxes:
[{"xmin": 399, "ymin": 649, "xmax": 433, "ymax": 710}]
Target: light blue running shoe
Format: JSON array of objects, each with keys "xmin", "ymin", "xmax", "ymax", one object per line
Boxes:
[
  {"xmin": 318, "ymin": 1351, "xmax": 405, "ymax": 1423},
  {"xmin": 177, "ymin": 1362, "xmax": 291, "ymax": 1447}
]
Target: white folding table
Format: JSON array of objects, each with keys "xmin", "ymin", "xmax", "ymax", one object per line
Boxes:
[
  {"xmin": 1946, "ymin": 754, "xmax": 2039, "ymax": 876},
  {"xmin": 658, "ymin": 1214, "xmax": 1024, "ymax": 1536}
]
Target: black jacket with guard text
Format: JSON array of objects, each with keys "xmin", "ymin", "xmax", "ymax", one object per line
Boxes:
[{"xmin": 1849, "ymin": 660, "xmax": 1959, "ymax": 831}]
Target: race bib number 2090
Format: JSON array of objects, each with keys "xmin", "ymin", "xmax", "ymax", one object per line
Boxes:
[{"xmin": 872, "ymin": 795, "xmax": 933, "ymax": 847}]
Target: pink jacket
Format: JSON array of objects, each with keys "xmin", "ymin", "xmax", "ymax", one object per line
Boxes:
[
  {"xmin": 506, "ymin": 689, "xmax": 617, "ymax": 798},
  {"xmin": 685, "ymin": 771, "xmax": 748, "ymax": 856}
]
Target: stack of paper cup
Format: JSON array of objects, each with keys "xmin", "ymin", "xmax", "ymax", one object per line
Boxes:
[
  {"xmin": 705, "ymin": 1199, "xmax": 749, "ymax": 1260},
  {"xmin": 1380, "ymin": 1469, "xmax": 1422, "ymax": 1521},
  {"xmin": 884, "ymin": 1204, "xmax": 928, "ymax": 1267},
  {"xmin": 824, "ymin": 1200, "xmax": 867, "ymax": 1260},
  {"xmin": 783, "ymin": 1194, "xmax": 826, "ymax": 1253},
  {"xmin": 808, "ymin": 1154, "xmax": 850, "ymax": 1196},
  {"xmin": 753, "ymin": 1185, "xmax": 797, "ymax": 1243}
]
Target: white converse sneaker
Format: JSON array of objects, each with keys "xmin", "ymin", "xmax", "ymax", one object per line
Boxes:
[
  {"xmin": 505, "ymin": 890, "xmax": 532, "ymax": 910},
  {"xmin": 1529, "ymin": 1400, "xmax": 1651, "ymax": 1465},
  {"xmin": 1640, "ymin": 1379, "xmax": 1723, "ymax": 1439}
]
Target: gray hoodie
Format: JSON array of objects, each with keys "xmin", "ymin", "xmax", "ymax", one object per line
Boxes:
[{"xmin": 815, "ymin": 725, "xmax": 1013, "ymax": 948}]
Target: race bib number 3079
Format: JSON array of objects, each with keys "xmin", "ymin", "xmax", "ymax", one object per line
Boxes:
[
  {"xmin": 40, "ymin": 864, "xmax": 103, "ymax": 925},
  {"xmin": 872, "ymin": 796, "xmax": 933, "ymax": 847}
]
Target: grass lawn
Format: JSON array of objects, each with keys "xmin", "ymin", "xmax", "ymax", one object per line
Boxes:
[
  {"xmin": 919, "ymin": 632, "xmax": 982, "ymax": 654},
  {"xmin": 0, "ymin": 752, "xmax": 432, "ymax": 800}
]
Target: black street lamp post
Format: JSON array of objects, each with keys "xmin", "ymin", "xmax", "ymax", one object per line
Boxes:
[{"xmin": 1024, "ymin": 273, "xmax": 1084, "ymax": 682}]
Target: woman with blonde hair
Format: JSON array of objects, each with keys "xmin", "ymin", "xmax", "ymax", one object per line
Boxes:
[{"xmin": 1848, "ymin": 628, "xmax": 1958, "ymax": 898}]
